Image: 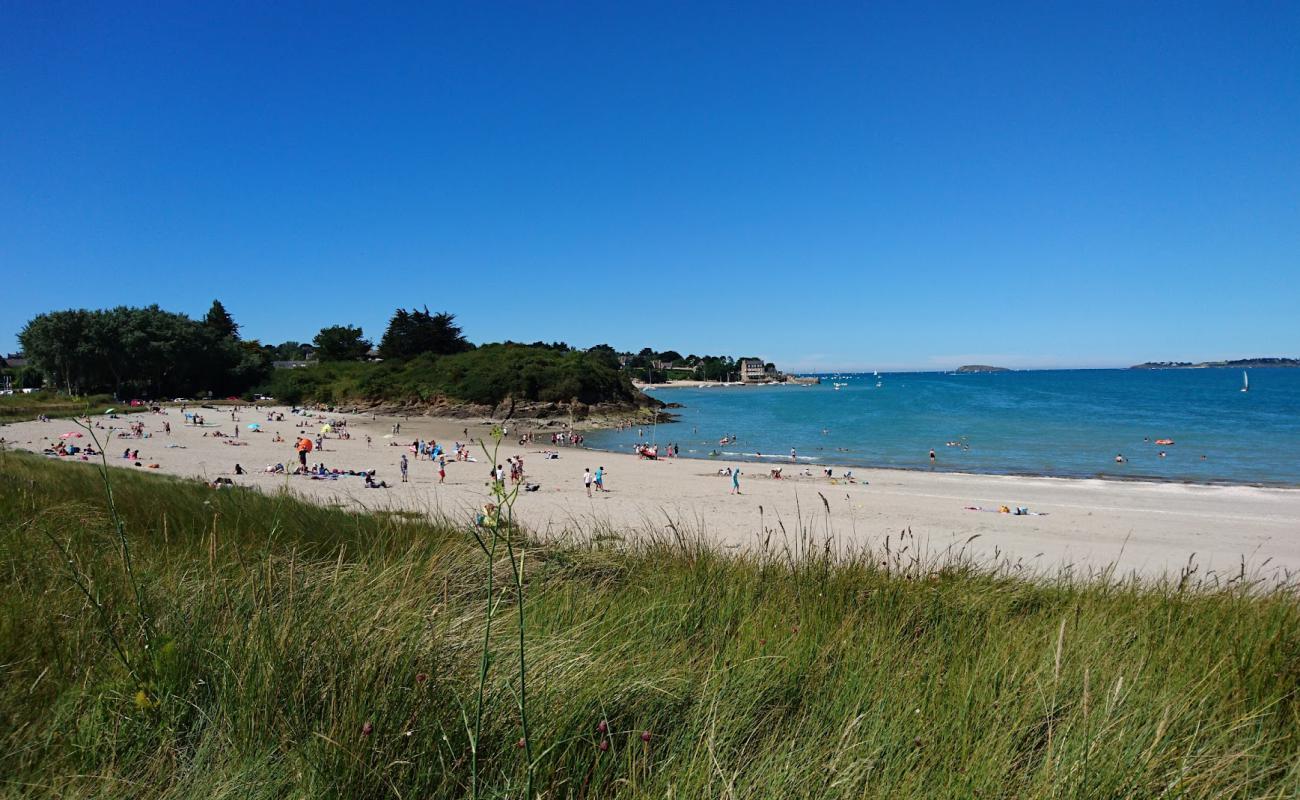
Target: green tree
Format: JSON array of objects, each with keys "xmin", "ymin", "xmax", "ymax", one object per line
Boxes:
[
  {"xmin": 586, "ymin": 344, "xmax": 620, "ymax": 371},
  {"xmin": 19, "ymin": 310, "xmax": 94, "ymax": 393},
  {"xmin": 203, "ymin": 300, "xmax": 240, "ymax": 339},
  {"xmin": 378, "ymin": 307, "xmax": 472, "ymax": 360},
  {"xmin": 314, "ymin": 325, "xmax": 372, "ymax": 362}
]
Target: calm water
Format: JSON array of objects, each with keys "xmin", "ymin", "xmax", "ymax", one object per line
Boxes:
[{"xmin": 585, "ymin": 369, "xmax": 1300, "ymax": 486}]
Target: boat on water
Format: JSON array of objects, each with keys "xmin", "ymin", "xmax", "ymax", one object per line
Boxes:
[
  {"xmin": 833, "ymin": 382, "xmax": 847, "ymax": 390},
  {"xmin": 1241, "ymin": 370, "xmax": 1249, "ymax": 392}
]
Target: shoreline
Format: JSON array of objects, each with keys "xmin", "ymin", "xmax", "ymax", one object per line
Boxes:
[
  {"xmin": 578, "ymin": 438, "xmax": 1300, "ymax": 491},
  {"xmin": 4, "ymin": 405, "xmax": 1300, "ymax": 581}
]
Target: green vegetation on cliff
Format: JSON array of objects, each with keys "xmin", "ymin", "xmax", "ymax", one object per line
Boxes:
[{"xmin": 264, "ymin": 343, "xmax": 645, "ymax": 410}]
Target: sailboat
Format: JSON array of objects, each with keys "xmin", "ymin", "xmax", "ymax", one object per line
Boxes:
[{"xmin": 1241, "ymin": 370, "xmax": 1249, "ymax": 392}]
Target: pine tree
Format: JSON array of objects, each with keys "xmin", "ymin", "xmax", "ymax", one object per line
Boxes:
[{"xmin": 203, "ymin": 300, "xmax": 239, "ymax": 339}]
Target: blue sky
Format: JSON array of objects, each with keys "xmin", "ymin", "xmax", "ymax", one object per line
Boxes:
[{"xmin": 2, "ymin": 1, "xmax": 1297, "ymax": 371}]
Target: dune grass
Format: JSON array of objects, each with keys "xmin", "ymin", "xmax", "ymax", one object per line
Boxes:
[
  {"xmin": 1, "ymin": 449, "xmax": 1298, "ymax": 798},
  {"xmin": 0, "ymin": 394, "xmax": 149, "ymax": 424}
]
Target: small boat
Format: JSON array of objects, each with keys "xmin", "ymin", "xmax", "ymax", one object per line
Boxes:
[
  {"xmin": 1241, "ymin": 370, "xmax": 1249, "ymax": 392},
  {"xmin": 833, "ymin": 382, "xmax": 847, "ymax": 390}
]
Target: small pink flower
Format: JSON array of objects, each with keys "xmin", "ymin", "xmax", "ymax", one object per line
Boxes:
[
  {"xmin": 415, "ymin": 672, "xmax": 428, "ymax": 684},
  {"xmin": 361, "ymin": 721, "xmax": 373, "ymax": 736},
  {"xmin": 516, "ymin": 737, "xmax": 526, "ymax": 749},
  {"xmin": 641, "ymin": 731, "xmax": 652, "ymax": 743},
  {"xmin": 598, "ymin": 739, "xmax": 610, "ymax": 752},
  {"xmin": 596, "ymin": 720, "xmax": 609, "ymax": 734}
]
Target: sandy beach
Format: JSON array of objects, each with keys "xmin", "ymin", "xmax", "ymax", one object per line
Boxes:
[{"xmin": 4, "ymin": 404, "xmax": 1299, "ymax": 582}]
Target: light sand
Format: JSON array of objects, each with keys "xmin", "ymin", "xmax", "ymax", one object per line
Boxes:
[{"xmin": 4, "ymin": 405, "xmax": 1299, "ymax": 583}]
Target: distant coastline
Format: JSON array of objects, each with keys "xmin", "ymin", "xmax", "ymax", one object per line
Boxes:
[{"xmin": 1130, "ymin": 358, "xmax": 1298, "ymax": 369}]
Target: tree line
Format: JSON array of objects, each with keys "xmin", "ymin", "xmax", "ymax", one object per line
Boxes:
[
  {"xmin": 18, "ymin": 302, "xmax": 267, "ymax": 398},
  {"xmin": 15, "ymin": 300, "xmax": 761, "ymax": 400}
]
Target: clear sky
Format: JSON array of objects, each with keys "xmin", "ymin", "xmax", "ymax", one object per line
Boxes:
[{"xmin": 2, "ymin": 2, "xmax": 1297, "ymax": 371}]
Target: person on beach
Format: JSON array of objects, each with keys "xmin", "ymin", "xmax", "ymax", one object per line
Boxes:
[
  {"xmin": 731, "ymin": 467, "xmax": 742, "ymax": 495},
  {"xmin": 595, "ymin": 465, "xmax": 605, "ymax": 492},
  {"xmin": 790, "ymin": 448, "xmax": 797, "ymax": 462},
  {"xmin": 584, "ymin": 468, "xmax": 593, "ymax": 497},
  {"xmin": 438, "ymin": 454, "xmax": 446, "ymax": 484},
  {"xmin": 929, "ymin": 448, "xmax": 936, "ymax": 465},
  {"xmin": 400, "ymin": 453, "xmax": 409, "ymax": 482}
]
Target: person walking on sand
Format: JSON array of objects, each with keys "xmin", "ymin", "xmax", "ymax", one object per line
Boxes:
[
  {"xmin": 438, "ymin": 454, "xmax": 446, "ymax": 484},
  {"xmin": 400, "ymin": 453, "xmax": 409, "ymax": 482},
  {"xmin": 584, "ymin": 468, "xmax": 593, "ymax": 497},
  {"xmin": 731, "ymin": 467, "xmax": 742, "ymax": 495},
  {"xmin": 595, "ymin": 465, "xmax": 605, "ymax": 492}
]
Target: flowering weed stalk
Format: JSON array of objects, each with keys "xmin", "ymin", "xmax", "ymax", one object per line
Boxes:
[{"xmin": 467, "ymin": 425, "xmax": 533, "ymax": 798}]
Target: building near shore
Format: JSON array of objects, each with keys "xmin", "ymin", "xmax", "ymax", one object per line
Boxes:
[{"xmin": 738, "ymin": 358, "xmax": 767, "ymax": 382}]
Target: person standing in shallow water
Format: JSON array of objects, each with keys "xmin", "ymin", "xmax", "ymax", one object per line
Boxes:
[{"xmin": 929, "ymin": 448, "xmax": 936, "ymax": 466}]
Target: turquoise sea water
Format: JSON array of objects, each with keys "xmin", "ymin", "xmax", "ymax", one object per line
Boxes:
[{"xmin": 584, "ymin": 369, "xmax": 1300, "ymax": 486}]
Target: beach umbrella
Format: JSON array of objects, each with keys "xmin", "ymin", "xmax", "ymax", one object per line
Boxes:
[
  {"xmin": 247, "ymin": 423, "xmax": 261, "ymax": 430},
  {"xmin": 320, "ymin": 424, "xmax": 332, "ymax": 434},
  {"xmin": 104, "ymin": 408, "xmax": 116, "ymax": 414}
]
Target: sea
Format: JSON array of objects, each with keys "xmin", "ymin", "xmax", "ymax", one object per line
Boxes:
[{"xmin": 583, "ymin": 368, "xmax": 1300, "ymax": 487}]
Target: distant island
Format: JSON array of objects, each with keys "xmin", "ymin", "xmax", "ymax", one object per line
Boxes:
[
  {"xmin": 1130, "ymin": 358, "xmax": 1299, "ymax": 370},
  {"xmin": 956, "ymin": 365, "xmax": 1011, "ymax": 373}
]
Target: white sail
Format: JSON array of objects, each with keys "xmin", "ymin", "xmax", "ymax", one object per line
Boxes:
[{"xmin": 1242, "ymin": 370, "xmax": 1249, "ymax": 392}]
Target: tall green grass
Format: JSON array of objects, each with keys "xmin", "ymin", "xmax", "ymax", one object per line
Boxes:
[{"xmin": 1, "ymin": 451, "xmax": 1298, "ymax": 798}]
